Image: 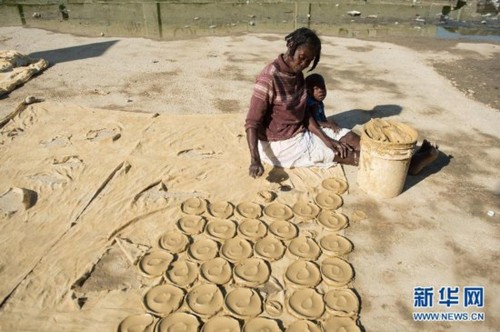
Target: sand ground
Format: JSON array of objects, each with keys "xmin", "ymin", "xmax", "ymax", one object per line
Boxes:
[{"xmin": 0, "ymin": 27, "xmax": 499, "ymax": 331}]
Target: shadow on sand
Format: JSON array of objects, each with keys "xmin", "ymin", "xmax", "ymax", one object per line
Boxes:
[
  {"xmin": 404, "ymin": 150, "xmax": 453, "ymax": 192},
  {"xmin": 330, "ymin": 104, "xmax": 403, "ymax": 129},
  {"xmin": 29, "ymin": 40, "xmax": 119, "ymax": 66}
]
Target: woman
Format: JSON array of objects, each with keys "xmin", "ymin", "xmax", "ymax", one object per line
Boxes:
[{"xmin": 245, "ymin": 28, "xmax": 359, "ymax": 178}]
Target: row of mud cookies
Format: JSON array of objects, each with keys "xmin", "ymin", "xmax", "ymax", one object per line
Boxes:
[{"xmin": 118, "ymin": 177, "xmax": 361, "ymax": 332}]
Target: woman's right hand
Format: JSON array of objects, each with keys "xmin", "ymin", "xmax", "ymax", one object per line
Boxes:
[
  {"xmin": 249, "ymin": 160, "xmax": 265, "ymax": 178},
  {"xmin": 326, "ymin": 139, "xmax": 352, "ymax": 159}
]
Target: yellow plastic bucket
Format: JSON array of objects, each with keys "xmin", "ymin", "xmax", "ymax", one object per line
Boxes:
[{"xmin": 357, "ymin": 119, "xmax": 418, "ymax": 198}]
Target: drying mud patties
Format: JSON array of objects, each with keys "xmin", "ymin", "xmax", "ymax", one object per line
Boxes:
[
  {"xmin": 321, "ymin": 177, "xmax": 349, "ymax": 194},
  {"xmin": 288, "ymin": 236, "xmax": 322, "ymax": 260},
  {"xmin": 233, "ymin": 257, "xmax": 271, "ymax": 287},
  {"xmin": 200, "ymin": 257, "xmax": 232, "ymax": 285},
  {"xmin": 156, "ymin": 312, "xmax": 200, "ymax": 332},
  {"xmin": 314, "ymin": 191, "xmax": 343, "ymax": 210},
  {"xmin": 284, "ymin": 260, "xmax": 322, "ymax": 288},
  {"xmin": 181, "ymin": 197, "xmax": 207, "ymax": 215},
  {"xmin": 235, "ymin": 201, "xmax": 262, "ymax": 219},
  {"xmin": 254, "ymin": 235, "xmax": 286, "ymax": 261},
  {"xmin": 177, "ymin": 215, "xmax": 206, "ymax": 235},
  {"xmin": 243, "ymin": 317, "xmax": 281, "ymax": 332},
  {"xmin": 286, "ymin": 319, "xmax": 323, "ymax": 332},
  {"xmin": 268, "ymin": 220, "xmax": 298, "ymax": 240},
  {"xmin": 201, "ymin": 316, "xmax": 240, "ymax": 332},
  {"xmin": 165, "ymin": 258, "xmax": 198, "ymax": 288},
  {"xmin": 292, "ymin": 200, "xmax": 321, "ymax": 220},
  {"xmin": 118, "ymin": 313, "xmax": 156, "ymax": 332},
  {"xmin": 319, "ymin": 233, "xmax": 353, "ymax": 256},
  {"xmin": 205, "ymin": 219, "xmax": 237, "ymax": 241},
  {"xmin": 224, "ymin": 287, "xmax": 263, "ymax": 319},
  {"xmin": 143, "ymin": 284, "xmax": 184, "ymax": 316},
  {"xmin": 158, "ymin": 230, "xmax": 189, "ymax": 253},
  {"xmin": 317, "ymin": 210, "xmax": 348, "ymax": 231},
  {"xmin": 321, "ymin": 257, "xmax": 354, "ymax": 287},
  {"xmin": 138, "ymin": 250, "xmax": 173, "ymax": 278},
  {"xmin": 324, "ymin": 288, "xmax": 360, "ymax": 317},
  {"xmin": 238, "ymin": 218, "xmax": 268, "ymax": 240},
  {"xmin": 322, "ymin": 316, "xmax": 361, "ymax": 332},
  {"xmin": 207, "ymin": 200, "xmax": 234, "ymax": 219},
  {"xmin": 187, "ymin": 237, "xmax": 219, "ymax": 262},
  {"xmin": 220, "ymin": 236, "xmax": 253, "ymax": 263},
  {"xmin": 186, "ymin": 283, "xmax": 224, "ymax": 318},
  {"xmin": 286, "ymin": 288, "xmax": 325, "ymax": 320},
  {"xmin": 263, "ymin": 202, "xmax": 294, "ymax": 220}
]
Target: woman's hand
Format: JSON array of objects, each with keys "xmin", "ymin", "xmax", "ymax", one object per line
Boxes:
[
  {"xmin": 326, "ymin": 139, "xmax": 352, "ymax": 159},
  {"xmin": 249, "ymin": 160, "xmax": 264, "ymax": 178}
]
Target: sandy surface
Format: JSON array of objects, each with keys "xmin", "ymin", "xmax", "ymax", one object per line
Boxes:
[{"xmin": 0, "ymin": 27, "xmax": 499, "ymax": 331}]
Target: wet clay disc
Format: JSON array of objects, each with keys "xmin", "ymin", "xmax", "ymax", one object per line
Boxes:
[
  {"xmin": 286, "ymin": 320, "xmax": 322, "ymax": 332},
  {"xmin": 314, "ymin": 192, "xmax": 343, "ymax": 210},
  {"xmin": 202, "ymin": 316, "xmax": 240, "ymax": 332},
  {"xmin": 159, "ymin": 231, "xmax": 189, "ymax": 254},
  {"xmin": 205, "ymin": 219, "xmax": 237, "ymax": 241},
  {"xmin": 263, "ymin": 202, "xmax": 294, "ymax": 220},
  {"xmin": 118, "ymin": 313, "xmax": 156, "ymax": 332},
  {"xmin": 236, "ymin": 202, "xmax": 262, "ymax": 219},
  {"xmin": 207, "ymin": 200, "xmax": 234, "ymax": 219},
  {"xmin": 181, "ymin": 197, "xmax": 207, "ymax": 215},
  {"xmin": 243, "ymin": 317, "xmax": 281, "ymax": 332},
  {"xmin": 156, "ymin": 312, "xmax": 200, "ymax": 332},
  {"xmin": 319, "ymin": 234, "xmax": 353, "ymax": 256},
  {"xmin": 288, "ymin": 236, "xmax": 322, "ymax": 260},
  {"xmin": 254, "ymin": 236, "xmax": 286, "ymax": 261},
  {"xmin": 200, "ymin": 257, "xmax": 232, "ymax": 285},
  {"xmin": 292, "ymin": 201, "xmax": 320, "ymax": 220},
  {"xmin": 138, "ymin": 250, "xmax": 174, "ymax": 278},
  {"xmin": 287, "ymin": 288, "xmax": 325, "ymax": 320},
  {"xmin": 285, "ymin": 260, "xmax": 322, "ymax": 288},
  {"xmin": 188, "ymin": 238, "xmax": 219, "ymax": 262},
  {"xmin": 233, "ymin": 257, "xmax": 271, "ymax": 287},
  {"xmin": 317, "ymin": 210, "xmax": 348, "ymax": 231},
  {"xmin": 186, "ymin": 283, "xmax": 224, "ymax": 318},
  {"xmin": 321, "ymin": 177, "xmax": 348, "ymax": 194},
  {"xmin": 177, "ymin": 215, "xmax": 206, "ymax": 235},
  {"xmin": 268, "ymin": 220, "xmax": 298, "ymax": 240},
  {"xmin": 238, "ymin": 218, "xmax": 268, "ymax": 240},
  {"xmin": 322, "ymin": 316, "xmax": 361, "ymax": 332},
  {"xmin": 143, "ymin": 284, "xmax": 184, "ymax": 316},
  {"xmin": 324, "ymin": 288, "xmax": 359, "ymax": 317},
  {"xmin": 220, "ymin": 237, "xmax": 253, "ymax": 263},
  {"xmin": 224, "ymin": 287, "xmax": 263, "ymax": 319},
  {"xmin": 321, "ymin": 257, "xmax": 354, "ymax": 287},
  {"xmin": 166, "ymin": 259, "xmax": 198, "ymax": 287}
]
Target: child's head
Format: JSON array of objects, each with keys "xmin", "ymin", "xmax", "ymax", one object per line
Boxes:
[{"xmin": 305, "ymin": 73, "xmax": 327, "ymax": 102}]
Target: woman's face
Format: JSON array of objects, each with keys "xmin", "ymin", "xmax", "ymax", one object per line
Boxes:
[{"xmin": 286, "ymin": 44, "xmax": 316, "ymax": 73}]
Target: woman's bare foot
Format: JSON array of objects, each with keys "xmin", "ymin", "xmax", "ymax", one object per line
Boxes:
[{"xmin": 408, "ymin": 140, "xmax": 439, "ymax": 175}]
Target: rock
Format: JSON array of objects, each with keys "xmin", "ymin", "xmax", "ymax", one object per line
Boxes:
[{"xmin": 347, "ymin": 10, "xmax": 361, "ymax": 17}]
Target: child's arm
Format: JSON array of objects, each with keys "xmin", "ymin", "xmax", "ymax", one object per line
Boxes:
[{"xmin": 319, "ymin": 120, "xmax": 341, "ymax": 133}]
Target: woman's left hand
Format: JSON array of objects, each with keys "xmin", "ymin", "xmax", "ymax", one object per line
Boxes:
[{"xmin": 326, "ymin": 139, "xmax": 352, "ymax": 159}]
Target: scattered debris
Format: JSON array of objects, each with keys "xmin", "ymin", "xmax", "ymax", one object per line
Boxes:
[{"xmin": 347, "ymin": 10, "xmax": 361, "ymax": 17}]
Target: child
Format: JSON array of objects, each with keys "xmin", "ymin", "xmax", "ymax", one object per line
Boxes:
[{"xmin": 305, "ymin": 73, "xmax": 361, "ymax": 151}]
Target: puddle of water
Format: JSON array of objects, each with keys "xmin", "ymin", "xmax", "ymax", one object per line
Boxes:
[{"xmin": 0, "ymin": 2, "xmax": 498, "ymax": 42}]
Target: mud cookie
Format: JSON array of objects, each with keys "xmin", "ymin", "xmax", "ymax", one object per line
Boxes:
[
  {"xmin": 200, "ymin": 257, "xmax": 232, "ymax": 285},
  {"xmin": 292, "ymin": 200, "xmax": 320, "ymax": 220},
  {"xmin": 286, "ymin": 288, "xmax": 325, "ymax": 320},
  {"xmin": 286, "ymin": 320, "xmax": 322, "ymax": 332},
  {"xmin": 118, "ymin": 313, "xmax": 156, "ymax": 332},
  {"xmin": 288, "ymin": 236, "xmax": 322, "ymax": 260},
  {"xmin": 314, "ymin": 192, "xmax": 343, "ymax": 210},
  {"xmin": 238, "ymin": 218, "xmax": 268, "ymax": 240},
  {"xmin": 322, "ymin": 316, "xmax": 361, "ymax": 332},
  {"xmin": 205, "ymin": 219, "xmax": 237, "ymax": 241},
  {"xmin": 177, "ymin": 215, "xmax": 206, "ymax": 235},
  {"xmin": 165, "ymin": 259, "xmax": 198, "ymax": 287},
  {"xmin": 285, "ymin": 260, "xmax": 322, "ymax": 288},
  {"xmin": 202, "ymin": 316, "xmax": 240, "ymax": 332},
  {"xmin": 187, "ymin": 238, "xmax": 219, "ymax": 262},
  {"xmin": 233, "ymin": 257, "xmax": 271, "ymax": 287},
  {"xmin": 186, "ymin": 283, "xmax": 224, "ymax": 318},
  {"xmin": 143, "ymin": 284, "xmax": 184, "ymax": 316},
  {"xmin": 235, "ymin": 201, "xmax": 262, "ymax": 219},
  {"xmin": 254, "ymin": 235, "xmax": 286, "ymax": 261},
  {"xmin": 321, "ymin": 257, "xmax": 354, "ymax": 287},
  {"xmin": 319, "ymin": 234, "xmax": 353, "ymax": 256},
  {"xmin": 181, "ymin": 197, "xmax": 207, "ymax": 215},
  {"xmin": 263, "ymin": 202, "xmax": 294, "ymax": 220},
  {"xmin": 324, "ymin": 288, "xmax": 359, "ymax": 317},
  {"xmin": 156, "ymin": 312, "xmax": 200, "ymax": 332},
  {"xmin": 207, "ymin": 200, "xmax": 234, "ymax": 219},
  {"xmin": 316, "ymin": 210, "xmax": 348, "ymax": 231},
  {"xmin": 220, "ymin": 236, "xmax": 253, "ymax": 263},
  {"xmin": 321, "ymin": 177, "xmax": 348, "ymax": 194},
  {"xmin": 268, "ymin": 220, "xmax": 298, "ymax": 240},
  {"xmin": 243, "ymin": 317, "xmax": 281, "ymax": 332},
  {"xmin": 159, "ymin": 230, "xmax": 189, "ymax": 254},
  {"xmin": 138, "ymin": 250, "xmax": 173, "ymax": 278},
  {"xmin": 224, "ymin": 287, "xmax": 263, "ymax": 319}
]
